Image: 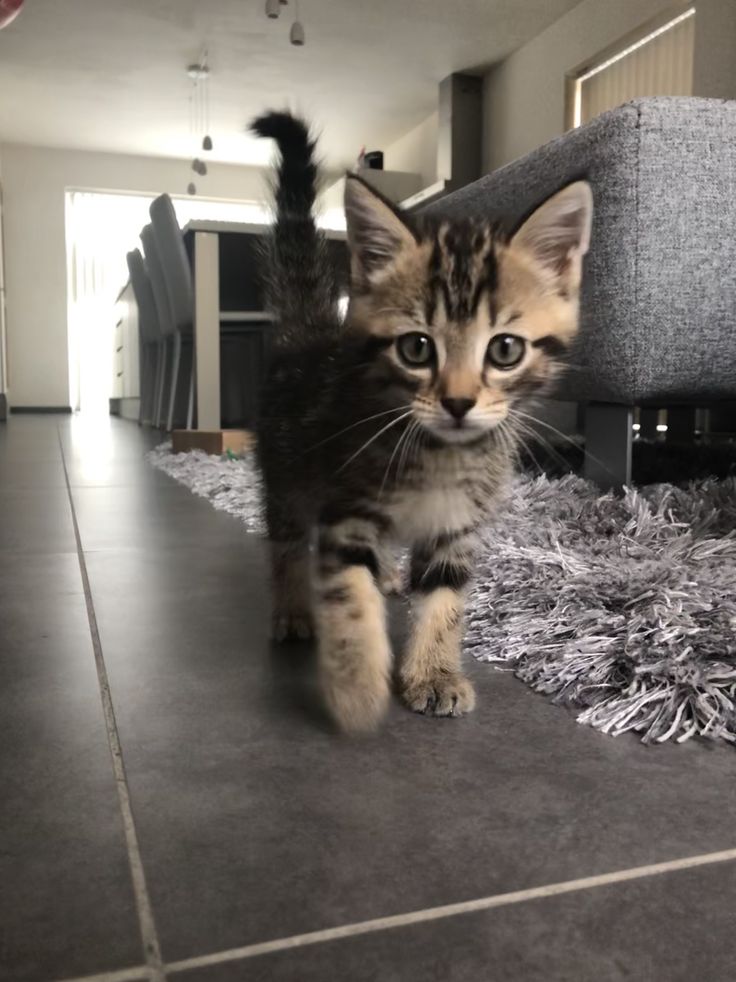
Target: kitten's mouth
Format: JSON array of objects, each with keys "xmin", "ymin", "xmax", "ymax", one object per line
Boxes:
[
  {"xmin": 419, "ymin": 408, "xmax": 508, "ymax": 445},
  {"xmin": 425, "ymin": 420, "xmax": 492, "ymax": 444}
]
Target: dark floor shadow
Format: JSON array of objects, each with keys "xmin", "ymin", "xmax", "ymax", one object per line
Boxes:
[{"xmin": 266, "ymin": 637, "xmax": 333, "ymax": 733}]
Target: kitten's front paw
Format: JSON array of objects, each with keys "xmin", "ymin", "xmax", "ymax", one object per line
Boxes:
[
  {"xmin": 402, "ymin": 673, "xmax": 476, "ymax": 717},
  {"xmin": 272, "ymin": 610, "xmax": 314, "ymax": 642},
  {"xmin": 320, "ymin": 641, "xmax": 391, "ymax": 734},
  {"xmin": 322, "ymin": 672, "xmax": 390, "ymax": 734}
]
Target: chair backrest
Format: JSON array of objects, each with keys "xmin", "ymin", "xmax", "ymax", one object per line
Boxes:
[
  {"xmin": 140, "ymin": 223, "xmax": 175, "ymax": 337},
  {"xmin": 149, "ymin": 194, "xmax": 193, "ymax": 333},
  {"xmin": 126, "ymin": 249, "xmax": 160, "ymax": 344}
]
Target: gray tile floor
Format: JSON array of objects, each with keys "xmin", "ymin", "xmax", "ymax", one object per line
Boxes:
[{"xmin": 1, "ymin": 414, "xmax": 735, "ymax": 982}]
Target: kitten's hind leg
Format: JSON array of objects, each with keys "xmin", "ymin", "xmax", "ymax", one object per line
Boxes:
[
  {"xmin": 316, "ymin": 517, "xmax": 393, "ymax": 732},
  {"xmin": 266, "ymin": 497, "xmax": 314, "ymax": 642},
  {"xmin": 270, "ymin": 537, "xmax": 314, "ymax": 641},
  {"xmin": 400, "ymin": 530, "xmax": 478, "ymax": 717}
]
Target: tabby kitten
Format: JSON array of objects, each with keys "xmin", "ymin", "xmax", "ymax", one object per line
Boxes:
[{"xmin": 252, "ymin": 111, "xmax": 592, "ymax": 733}]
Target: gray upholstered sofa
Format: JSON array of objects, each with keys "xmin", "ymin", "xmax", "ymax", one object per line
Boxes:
[{"xmin": 432, "ymin": 97, "xmax": 736, "ymax": 488}]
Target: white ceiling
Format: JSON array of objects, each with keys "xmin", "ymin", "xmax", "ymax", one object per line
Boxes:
[{"xmin": 0, "ymin": 0, "xmax": 582, "ymax": 169}]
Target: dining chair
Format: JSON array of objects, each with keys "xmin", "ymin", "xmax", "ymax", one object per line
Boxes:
[
  {"xmin": 126, "ymin": 248, "xmax": 161, "ymax": 425},
  {"xmin": 149, "ymin": 194, "xmax": 195, "ymax": 430},
  {"xmin": 140, "ymin": 223, "xmax": 175, "ymax": 428}
]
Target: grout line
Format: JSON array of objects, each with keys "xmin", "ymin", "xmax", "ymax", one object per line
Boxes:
[
  {"xmin": 166, "ymin": 846, "xmax": 736, "ymax": 973},
  {"xmin": 57, "ymin": 429, "xmax": 167, "ymax": 982},
  {"xmin": 51, "ymin": 967, "xmax": 150, "ymax": 982}
]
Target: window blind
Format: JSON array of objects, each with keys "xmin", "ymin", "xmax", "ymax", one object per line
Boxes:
[{"xmin": 578, "ymin": 9, "xmax": 695, "ymax": 126}]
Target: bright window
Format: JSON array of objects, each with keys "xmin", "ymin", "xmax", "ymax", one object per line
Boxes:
[{"xmin": 571, "ymin": 7, "xmax": 695, "ymax": 128}]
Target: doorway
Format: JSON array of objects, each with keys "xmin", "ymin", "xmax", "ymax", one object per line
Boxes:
[{"xmin": 64, "ymin": 190, "xmax": 269, "ymax": 416}]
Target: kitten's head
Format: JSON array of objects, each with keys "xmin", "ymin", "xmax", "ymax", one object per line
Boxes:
[{"xmin": 344, "ymin": 175, "xmax": 593, "ymax": 444}]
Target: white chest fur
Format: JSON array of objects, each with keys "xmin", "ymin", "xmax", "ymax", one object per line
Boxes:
[
  {"xmin": 388, "ymin": 484, "xmax": 482, "ymax": 544},
  {"xmin": 383, "ymin": 441, "xmax": 509, "ymax": 544}
]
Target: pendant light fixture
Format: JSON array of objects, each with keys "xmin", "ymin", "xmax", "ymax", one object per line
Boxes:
[
  {"xmin": 265, "ymin": 0, "xmax": 304, "ymax": 45},
  {"xmin": 290, "ymin": 0, "xmax": 305, "ymax": 45},
  {"xmin": 290, "ymin": 20, "xmax": 305, "ymax": 45},
  {"xmin": 186, "ymin": 51, "xmax": 214, "ymax": 194},
  {"xmin": 265, "ymin": 0, "xmax": 289, "ymax": 17}
]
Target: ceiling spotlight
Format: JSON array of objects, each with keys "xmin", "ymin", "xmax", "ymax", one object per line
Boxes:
[
  {"xmin": 290, "ymin": 19, "xmax": 305, "ymax": 45},
  {"xmin": 265, "ymin": 0, "xmax": 280, "ymax": 17}
]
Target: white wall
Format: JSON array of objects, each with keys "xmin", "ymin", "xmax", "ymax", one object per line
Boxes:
[
  {"xmin": 482, "ymin": 0, "xmax": 680, "ymax": 172},
  {"xmin": 692, "ymin": 0, "xmax": 736, "ymax": 99},
  {"xmin": 0, "ymin": 143, "xmax": 267, "ymax": 408},
  {"xmin": 383, "ymin": 111, "xmax": 439, "ymax": 189},
  {"xmin": 0, "ymin": 144, "xmax": 8, "ymax": 406}
]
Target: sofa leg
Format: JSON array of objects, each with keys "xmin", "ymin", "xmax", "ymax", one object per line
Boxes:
[
  {"xmin": 584, "ymin": 403, "xmax": 633, "ymax": 491},
  {"xmin": 639, "ymin": 408, "xmax": 659, "ymax": 441},
  {"xmin": 666, "ymin": 406, "xmax": 697, "ymax": 445}
]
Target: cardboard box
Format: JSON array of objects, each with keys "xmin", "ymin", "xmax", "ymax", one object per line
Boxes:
[{"xmin": 171, "ymin": 430, "xmax": 255, "ymax": 456}]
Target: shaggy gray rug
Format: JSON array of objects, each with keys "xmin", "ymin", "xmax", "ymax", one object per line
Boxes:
[{"xmin": 149, "ymin": 443, "xmax": 736, "ymax": 746}]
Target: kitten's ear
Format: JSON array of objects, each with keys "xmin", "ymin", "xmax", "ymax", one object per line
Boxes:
[
  {"xmin": 511, "ymin": 181, "xmax": 593, "ymax": 283},
  {"xmin": 344, "ymin": 175, "xmax": 416, "ymax": 282}
]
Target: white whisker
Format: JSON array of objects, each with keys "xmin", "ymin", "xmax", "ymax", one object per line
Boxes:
[
  {"xmin": 512, "ymin": 429, "xmax": 545, "ymax": 475},
  {"xmin": 496, "ymin": 420, "xmax": 524, "ymax": 470},
  {"xmin": 336, "ymin": 411, "xmax": 414, "ymax": 474},
  {"xmin": 399, "ymin": 419, "xmax": 422, "ymax": 480},
  {"xmin": 507, "ymin": 413, "xmax": 571, "ymax": 473},
  {"xmin": 509, "ymin": 409, "xmax": 607, "ymax": 474},
  {"xmin": 379, "ymin": 419, "xmax": 416, "ymax": 496},
  {"xmin": 303, "ymin": 405, "xmax": 412, "ymax": 455}
]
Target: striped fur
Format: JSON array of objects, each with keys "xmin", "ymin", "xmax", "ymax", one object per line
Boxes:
[
  {"xmin": 253, "ymin": 111, "xmax": 592, "ymax": 732},
  {"xmin": 249, "ymin": 112, "xmax": 342, "ymax": 346}
]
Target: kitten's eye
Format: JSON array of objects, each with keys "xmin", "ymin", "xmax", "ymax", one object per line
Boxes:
[
  {"xmin": 486, "ymin": 334, "xmax": 525, "ymax": 369},
  {"xmin": 396, "ymin": 332, "xmax": 435, "ymax": 368}
]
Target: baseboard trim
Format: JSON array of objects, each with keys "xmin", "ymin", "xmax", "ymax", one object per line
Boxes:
[
  {"xmin": 110, "ymin": 396, "xmax": 141, "ymax": 422},
  {"xmin": 10, "ymin": 406, "xmax": 73, "ymax": 414}
]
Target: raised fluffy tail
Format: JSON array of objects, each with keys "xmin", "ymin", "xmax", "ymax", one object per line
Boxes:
[{"xmin": 250, "ymin": 111, "xmax": 341, "ymax": 346}]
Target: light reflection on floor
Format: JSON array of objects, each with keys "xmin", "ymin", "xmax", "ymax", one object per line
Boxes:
[{"xmin": 68, "ymin": 411, "xmax": 117, "ymax": 484}]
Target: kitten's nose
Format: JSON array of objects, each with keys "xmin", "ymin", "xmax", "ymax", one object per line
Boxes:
[{"xmin": 441, "ymin": 397, "xmax": 476, "ymax": 421}]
